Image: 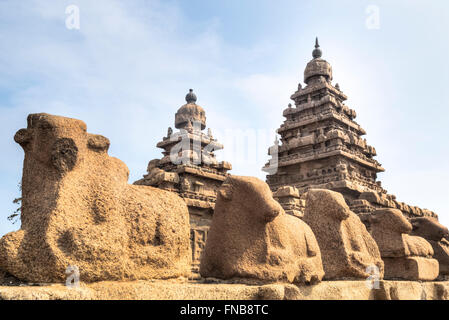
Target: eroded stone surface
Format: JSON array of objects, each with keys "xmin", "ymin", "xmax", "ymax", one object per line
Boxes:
[
  {"xmin": 1, "ymin": 279, "xmax": 449, "ymax": 300},
  {"xmin": 411, "ymin": 217, "xmax": 449, "ymax": 276}
]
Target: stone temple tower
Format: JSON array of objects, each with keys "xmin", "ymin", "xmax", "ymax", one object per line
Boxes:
[
  {"xmin": 135, "ymin": 89, "xmax": 232, "ymax": 271},
  {"xmin": 264, "ymin": 39, "xmax": 437, "ymax": 221},
  {"xmin": 264, "ymin": 38, "xmax": 384, "ymax": 199}
]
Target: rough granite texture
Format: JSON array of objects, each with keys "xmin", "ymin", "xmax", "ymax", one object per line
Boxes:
[
  {"xmin": 200, "ymin": 176, "xmax": 324, "ymax": 284},
  {"xmin": 369, "ymin": 209, "xmax": 438, "ymax": 280},
  {"xmin": 411, "ymin": 217, "xmax": 449, "ymax": 276},
  {"xmin": 303, "ymin": 189, "xmax": 384, "ymax": 280},
  {"xmin": 0, "ymin": 113, "xmax": 191, "ymax": 283},
  {"xmin": 1, "ymin": 279, "xmax": 449, "ymax": 300}
]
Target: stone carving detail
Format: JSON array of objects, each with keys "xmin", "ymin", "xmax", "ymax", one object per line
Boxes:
[
  {"xmin": 141, "ymin": 160, "xmax": 179, "ymax": 191},
  {"xmin": 369, "ymin": 209, "xmax": 439, "ymax": 280},
  {"xmin": 410, "ymin": 217, "xmax": 449, "ymax": 277},
  {"xmin": 200, "ymin": 176, "xmax": 324, "ymax": 284},
  {"xmin": 190, "ymin": 227, "xmax": 209, "ymax": 273},
  {"xmin": 355, "ymin": 191, "xmax": 437, "ymax": 220},
  {"xmin": 273, "ymin": 186, "xmax": 305, "ymax": 218},
  {"xmin": 0, "ymin": 113, "xmax": 191, "ymax": 283},
  {"xmin": 303, "ymin": 189, "xmax": 384, "ymax": 280}
]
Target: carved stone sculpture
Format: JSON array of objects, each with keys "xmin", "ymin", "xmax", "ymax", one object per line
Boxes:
[
  {"xmin": 369, "ymin": 209, "xmax": 439, "ymax": 280},
  {"xmin": 0, "ymin": 113, "xmax": 191, "ymax": 283},
  {"xmin": 410, "ymin": 217, "xmax": 449, "ymax": 276},
  {"xmin": 303, "ymin": 189, "xmax": 384, "ymax": 280},
  {"xmin": 273, "ymin": 186, "xmax": 305, "ymax": 218},
  {"xmin": 200, "ymin": 176, "xmax": 324, "ymax": 284}
]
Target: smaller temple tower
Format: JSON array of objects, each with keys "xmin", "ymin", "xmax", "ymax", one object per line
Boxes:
[{"xmin": 135, "ymin": 89, "xmax": 231, "ymax": 271}]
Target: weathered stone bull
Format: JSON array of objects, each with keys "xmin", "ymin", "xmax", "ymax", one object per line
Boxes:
[
  {"xmin": 303, "ymin": 189, "xmax": 384, "ymax": 280},
  {"xmin": 0, "ymin": 113, "xmax": 191, "ymax": 283},
  {"xmin": 369, "ymin": 209, "xmax": 438, "ymax": 280},
  {"xmin": 200, "ymin": 175, "xmax": 324, "ymax": 284}
]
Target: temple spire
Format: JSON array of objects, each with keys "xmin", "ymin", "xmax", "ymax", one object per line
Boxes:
[
  {"xmin": 185, "ymin": 89, "xmax": 197, "ymax": 104},
  {"xmin": 312, "ymin": 37, "xmax": 322, "ymax": 59}
]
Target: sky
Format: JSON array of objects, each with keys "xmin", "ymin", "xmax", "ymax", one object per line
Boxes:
[{"xmin": 0, "ymin": 0, "xmax": 448, "ymax": 236}]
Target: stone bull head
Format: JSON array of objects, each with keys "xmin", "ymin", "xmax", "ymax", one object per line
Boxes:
[{"xmin": 15, "ymin": 113, "xmax": 110, "ymax": 174}]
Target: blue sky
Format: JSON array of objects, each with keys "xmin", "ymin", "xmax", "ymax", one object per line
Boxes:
[{"xmin": 0, "ymin": 0, "xmax": 448, "ymax": 236}]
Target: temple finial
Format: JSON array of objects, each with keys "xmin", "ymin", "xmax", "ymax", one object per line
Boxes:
[
  {"xmin": 185, "ymin": 88, "xmax": 197, "ymax": 104},
  {"xmin": 312, "ymin": 37, "xmax": 322, "ymax": 59}
]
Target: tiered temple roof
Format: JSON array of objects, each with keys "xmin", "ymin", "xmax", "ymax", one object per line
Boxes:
[
  {"xmin": 264, "ymin": 38, "xmax": 384, "ymax": 197},
  {"xmin": 264, "ymin": 39, "xmax": 437, "ymax": 220}
]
